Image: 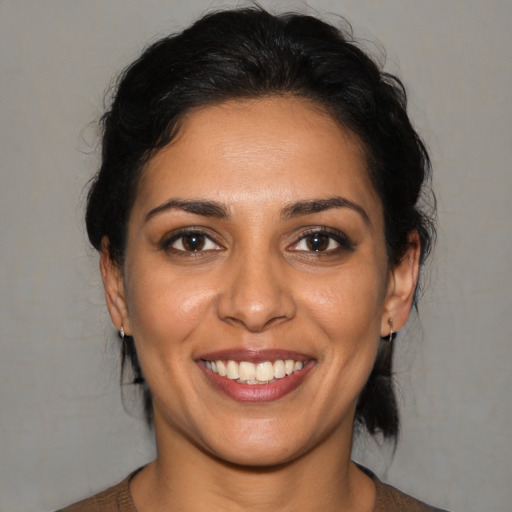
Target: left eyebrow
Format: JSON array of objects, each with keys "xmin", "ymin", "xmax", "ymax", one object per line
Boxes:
[{"xmin": 281, "ymin": 196, "xmax": 370, "ymax": 225}]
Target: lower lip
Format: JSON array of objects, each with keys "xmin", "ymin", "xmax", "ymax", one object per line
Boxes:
[{"xmin": 199, "ymin": 361, "xmax": 314, "ymax": 403}]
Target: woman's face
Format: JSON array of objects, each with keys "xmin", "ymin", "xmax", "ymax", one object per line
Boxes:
[{"xmin": 103, "ymin": 97, "xmax": 418, "ymax": 466}]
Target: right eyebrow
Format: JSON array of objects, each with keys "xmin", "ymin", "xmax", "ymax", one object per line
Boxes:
[{"xmin": 144, "ymin": 198, "xmax": 230, "ymax": 223}]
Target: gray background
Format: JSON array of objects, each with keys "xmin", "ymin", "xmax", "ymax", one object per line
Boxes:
[{"xmin": 1, "ymin": 1, "xmax": 511, "ymax": 511}]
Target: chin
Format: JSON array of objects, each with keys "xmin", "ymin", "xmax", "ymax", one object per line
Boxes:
[
  {"xmin": 199, "ymin": 417, "xmax": 317, "ymax": 468},
  {"xmin": 209, "ymin": 439, "xmax": 302, "ymax": 469}
]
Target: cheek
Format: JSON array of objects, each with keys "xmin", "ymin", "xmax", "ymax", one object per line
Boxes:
[
  {"xmin": 298, "ymin": 266, "xmax": 386, "ymax": 343},
  {"xmin": 125, "ymin": 264, "xmax": 216, "ymax": 347}
]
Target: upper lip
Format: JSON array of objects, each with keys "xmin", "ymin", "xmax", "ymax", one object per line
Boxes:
[{"xmin": 198, "ymin": 348, "xmax": 314, "ymax": 364}]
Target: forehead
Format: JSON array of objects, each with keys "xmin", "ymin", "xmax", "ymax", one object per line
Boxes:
[{"xmin": 135, "ymin": 96, "xmax": 381, "ymax": 219}]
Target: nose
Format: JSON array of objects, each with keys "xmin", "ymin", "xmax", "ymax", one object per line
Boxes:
[{"xmin": 216, "ymin": 252, "xmax": 296, "ymax": 332}]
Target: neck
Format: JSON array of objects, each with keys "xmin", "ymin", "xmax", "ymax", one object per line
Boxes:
[{"xmin": 131, "ymin": 414, "xmax": 375, "ymax": 512}]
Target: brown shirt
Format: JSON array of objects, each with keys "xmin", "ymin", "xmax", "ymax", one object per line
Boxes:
[{"xmin": 58, "ymin": 467, "xmax": 448, "ymax": 512}]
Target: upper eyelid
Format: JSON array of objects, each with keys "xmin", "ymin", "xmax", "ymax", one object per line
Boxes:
[
  {"xmin": 163, "ymin": 226, "xmax": 219, "ymax": 239},
  {"xmin": 287, "ymin": 227, "xmax": 355, "ymax": 251},
  {"xmin": 162, "ymin": 227, "xmax": 223, "ymax": 248},
  {"xmin": 293, "ymin": 226, "xmax": 350, "ymax": 241},
  {"xmin": 159, "ymin": 225, "xmax": 353, "ymax": 248}
]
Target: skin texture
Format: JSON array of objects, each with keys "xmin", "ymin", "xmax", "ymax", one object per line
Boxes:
[{"xmin": 101, "ymin": 97, "xmax": 420, "ymax": 511}]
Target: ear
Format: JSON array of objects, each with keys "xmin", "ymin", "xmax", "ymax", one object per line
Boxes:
[
  {"xmin": 381, "ymin": 231, "xmax": 421, "ymax": 337},
  {"xmin": 100, "ymin": 237, "xmax": 131, "ymax": 335}
]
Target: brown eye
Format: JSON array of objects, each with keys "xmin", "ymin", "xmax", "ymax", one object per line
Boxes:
[
  {"xmin": 288, "ymin": 228, "xmax": 354, "ymax": 255},
  {"xmin": 181, "ymin": 233, "xmax": 206, "ymax": 251},
  {"xmin": 306, "ymin": 233, "xmax": 330, "ymax": 252},
  {"xmin": 166, "ymin": 231, "xmax": 220, "ymax": 252}
]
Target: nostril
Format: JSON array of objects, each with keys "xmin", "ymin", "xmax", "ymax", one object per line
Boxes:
[{"xmin": 220, "ymin": 310, "xmax": 291, "ymax": 333}]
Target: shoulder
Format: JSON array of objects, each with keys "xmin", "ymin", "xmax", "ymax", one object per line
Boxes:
[
  {"xmin": 56, "ymin": 470, "xmax": 139, "ymax": 512},
  {"xmin": 374, "ymin": 478, "xmax": 449, "ymax": 512},
  {"xmin": 357, "ymin": 465, "xmax": 449, "ymax": 512}
]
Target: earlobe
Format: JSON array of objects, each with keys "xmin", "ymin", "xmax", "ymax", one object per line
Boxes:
[
  {"xmin": 381, "ymin": 232, "xmax": 421, "ymax": 337},
  {"xmin": 100, "ymin": 237, "xmax": 131, "ymax": 335}
]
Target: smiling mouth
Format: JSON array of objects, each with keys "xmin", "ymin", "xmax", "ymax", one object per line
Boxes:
[{"xmin": 202, "ymin": 359, "xmax": 309, "ymax": 384}]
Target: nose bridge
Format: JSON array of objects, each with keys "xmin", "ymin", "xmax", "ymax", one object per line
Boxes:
[{"xmin": 217, "ymin": 243, "xmax": 295, "ymax": 331}]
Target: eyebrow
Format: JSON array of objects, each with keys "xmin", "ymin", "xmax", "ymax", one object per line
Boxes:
[
  {"xmin": 144, "ymin": 195, "xmax": 370, "ymax": 225},
  {"xmin": 145, "ymin": 198, "xmax": 230, "ymax": 223},
  {"xmin": 281, "ymin": 196, "xmax": 370, "ymax": 225}
]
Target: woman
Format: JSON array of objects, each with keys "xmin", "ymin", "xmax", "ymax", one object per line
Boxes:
[{"xmin": 61, "ymin": 7, "xmax": 445, "ymax": 511}]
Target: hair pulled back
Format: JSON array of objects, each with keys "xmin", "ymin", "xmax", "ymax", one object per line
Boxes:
[{"xmin": 86, "ymin": 7, "xmax": 435, "ymax": 440}]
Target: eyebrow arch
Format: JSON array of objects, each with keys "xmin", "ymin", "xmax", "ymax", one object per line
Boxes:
[
  {"xmin": 145, "ymin": 198, "xmax": 230, "ymax": 223},
  {"xmin": 281, "ymin": 196, "xmax": 370, "ymax": 225}
]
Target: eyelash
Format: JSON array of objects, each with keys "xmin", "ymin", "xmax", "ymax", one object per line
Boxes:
[
  {"xmin": 288, "ymin": 228, "xmax": 355, "ymax": 255},
  {"xmin": 161, "ymin": 228, "xmax": 222, "ymax": 255},
  {"xmin": 160, "ymin": 227, "xmax": 354, "ymax": 257}
]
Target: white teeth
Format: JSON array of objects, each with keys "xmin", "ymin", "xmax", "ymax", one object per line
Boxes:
[
  {"xmin": 205, "ymin": 358, "xmax": 308, "ymax": 383},
  {"xmin": 239, "ymin": 361, "xmax": 256, "ymax": 381},
  {"xmin": 274, "ymin": 360, "xmax": 286, "ymax": 378},
  {"xmin": 226, "ymin": 360, "xmax": 239, "ymax": 380},
  {"xmin": 216, "ymin": 360, "xmax": 226, "ymax": 376},
  {"xmin": 256, "ymin": 362, "xmax": 274, "ymax": 382}
]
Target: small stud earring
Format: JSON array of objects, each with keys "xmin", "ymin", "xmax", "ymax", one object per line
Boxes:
[{"xmin": 119, "ymin": 326, "xmax": 125, "ymax": 338}]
